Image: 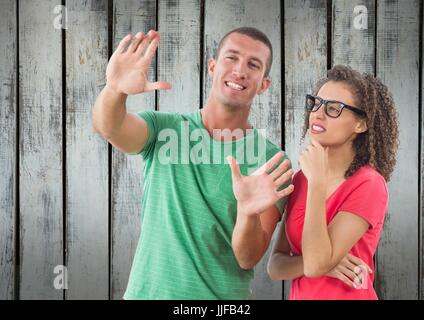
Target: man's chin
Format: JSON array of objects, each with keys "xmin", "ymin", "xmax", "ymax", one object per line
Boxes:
[{"xmin": 221, "ymin": 99, "xmax": 250, "ymax": 111}]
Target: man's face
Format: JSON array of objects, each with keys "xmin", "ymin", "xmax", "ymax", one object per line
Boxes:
[{"xmin": 207, "ymin": 33, "xmax": 271, "ymax": 110}]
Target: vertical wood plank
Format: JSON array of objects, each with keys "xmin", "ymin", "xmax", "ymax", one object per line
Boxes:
[
  {"xmin": 284, "ymin": 0, "xmax": 327, "ymax": 299},
  {"xmin": 332, "ymin": 0, "xmax": 379, "ymax": 294},
  {"xmin": 0, "ymin": 0, "xmax": 16, "ymax": 300},
  {"xmin": 376, "ymin": 0, "xmax": 419, "ymax": 299},
  {"xmin": 158, "ymin": 0, "xmax": 201, "ymax": 112},
  {"xmin": 332, "ymin": 0, "xmax": 375, "ymax": 73},
  {"xmin": 204, "ymin": 0, "xmax": 282, "ymax": 300},
  {"xmin": 111, "ymin": 0, "xmax": 157, "ymax": 300},
  {"xmin": 19, "ymin": 0, "xmax": 63, "ymax": 299},
  {"xmin": 66, "ymin": 0, "xmax": 109, "ymax": 299},
  {"xmin": 422, "ymin": 0, "xmax": 424, "ymax": 301}
]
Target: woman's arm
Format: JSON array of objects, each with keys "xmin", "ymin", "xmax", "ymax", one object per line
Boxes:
[
  {"xmin": 267, "ymin": 220, "xmax": 304, "ymax": 280},
  {"xmin": 299, "ymin": 139, "xmax": 370, "ymax": 278}
]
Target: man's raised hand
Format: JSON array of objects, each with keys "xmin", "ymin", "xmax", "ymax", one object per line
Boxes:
[
  {"xmin": 227, "ymin": 152, "xmax": 294, "ymax": 216},
  {"xmin": 105, "ymin": 30, "xmax": 172, "ymax": 95}
]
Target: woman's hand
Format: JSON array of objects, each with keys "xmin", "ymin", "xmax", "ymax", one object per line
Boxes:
[
  {"xmin": 298, "ymin": 138, "xmax": 329, "ymax": 185},
  {"xmin": 325, "ymin": 253, "xmax": 373, "ymax": 288},
  {"xmin": 227, "ymin": 152, "xmax": 294, "ymax": 216}
]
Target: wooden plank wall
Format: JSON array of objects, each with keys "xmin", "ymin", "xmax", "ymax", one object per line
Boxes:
[
  {"xmin": 0, "ymin": 0, "xmax": 16, "ymax": 300},
  {"xmin": 65, "ymin": 0, "xmax": 109, "ymax": 300},
  {"xmin": 0, "ymin": 0, "xmax": 422, "ymax": 300},
  {"xmin": 376, "ymin": 0, "xmax": 419, "ymax": 299}
]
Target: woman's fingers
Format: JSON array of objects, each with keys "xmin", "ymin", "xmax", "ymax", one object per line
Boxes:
[
  {"xmin": 339, "ymin": 265, "xmax": 359, "ymax": 282},
  {"xmin": 347, "ymin": 253, "xmax": 373, "ymax": 274},
  {"xmin": 332, "ymin": 271, "xmax": 357, "ymax": 288}
]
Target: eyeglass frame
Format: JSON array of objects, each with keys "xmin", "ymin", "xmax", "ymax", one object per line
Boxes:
[{"xmin": 305, "ymin": 94, "xmax": 367, "ymax": 118}]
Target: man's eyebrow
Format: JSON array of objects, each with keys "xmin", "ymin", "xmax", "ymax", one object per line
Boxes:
[{"xmin": 223, "ymin": 49, "xmax": 264, "ymax": 66}]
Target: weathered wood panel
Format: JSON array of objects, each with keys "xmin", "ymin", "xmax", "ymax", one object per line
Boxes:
[
  {"xmin": 158, "ymin": 0, "xmax": 201, "ymax": 112},
  {"xmin": 376, "ymin": 0, "xmax": 419, "ymax": 299},
  {"xmin": 332, "ymin": 0, "xmax": 377, "ymax": 289},
  {"xmin": 0, "ymin": 0, "xmax": 16, "ymax": 300},
  {"xmin": 332, "ymin": 0, "xmax": 375, "ymax": 73},
  {"xmin": 65, "ymin": 0, "xmax": 109, "ymax": 299},
  {"xmin": 422, "ymin": 0, "xmax": 424, "ymax": 301},
  {"xmin": 111, "ymin": 0, "xmax": 157, "ymax": 300},
  {"xmin": 283, "ymin": 0, "xmax": 328, "ymax": 299},
  {"xmin": 204, "ymin": 0, "xmax": 282, "ymax": 300},
  {"xmin": 19, "ymin": 0, "xmax": 63, "ymax": 299}
]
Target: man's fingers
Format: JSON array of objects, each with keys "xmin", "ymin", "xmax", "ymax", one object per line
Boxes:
[
  {"xmin": 277, "ymin": 184, "xmax": 294, "ymax": 198},
  {"xmin": 144, "ymin": 81, "xmax": 172, "ymax": 92},
  {"xmin": 255, "ymin": 151, "xmax": 284, "ymax": 175},
  {"xmin": 117, "ymin": 34, "xmax": 133, "ymax": 53},
  {"xmin": 227, "ymin": 156, "xmax": 242, "ymax": 180},
  {"xmin": 274, "ymin": 168, "xmax": 293, "ymax": 187},
  {"xmin": 144, "ymin": 33, "xmax": 161, "ymax": 62},
  {"xmin": 127, "ymin": 32, "xmax": 144, "ymax": 53},
  {"xmin": 269, "ymin": 159, "xmax": 290, "ymax": 180},
  {"xmin": 135, "ymin": 31, "xmax": 156, "ymax": 56}
]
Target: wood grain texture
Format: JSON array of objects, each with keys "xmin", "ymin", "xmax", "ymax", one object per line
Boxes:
[
  {"xmin": 376, "ymin": 0, "xmax": 419, "ymax": 299},
  {"xmin": 19, "ymin": 0, "xmax": 63, "ymax": 299},
  {"xmin": 158, "ymin": 0, "xmax": 201, "ymax": 112},
  {"xmin": 204, "ymin": 0, "xmax": 282, "ymax": 300},
  {"xmin": 65, "ymin": 0, "xmax": 109, "ymax": 299},
  {"xmin": 0, "ymin": 0, "xmax": 16, "ymax": 300},
  {"xmin": 332, "ymin": 0, "xmax": 375, "ymax": 73},
  {"xmin": 422, "ymin": 0, "xmax": 424, "ymax": 301},
  {"xmin": 111, "ymin": 0, "xmax": 156, "ymax": 300},
  {"xmin": 283, "ymin": 0, "xmax": 328, "ymax": 299}
]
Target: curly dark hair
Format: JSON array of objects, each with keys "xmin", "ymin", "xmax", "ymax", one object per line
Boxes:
[{"xmin": 302, "ymin": 65, "xmax": 399, "ymax": 182}]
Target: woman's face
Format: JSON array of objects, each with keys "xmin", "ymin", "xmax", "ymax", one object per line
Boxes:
[{"xmin": 308, "ymin": 81, "xmax": 367, "ymax": 148}]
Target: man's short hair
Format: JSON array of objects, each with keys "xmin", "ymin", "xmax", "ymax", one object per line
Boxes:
[{"xmin": 215, "ymin": 27, "xmax": 273, "ymax": 78}]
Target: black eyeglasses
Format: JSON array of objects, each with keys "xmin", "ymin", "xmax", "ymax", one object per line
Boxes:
[{"xmin": 305, "ymin": 94, "xmax": 367, "ymax": 118}]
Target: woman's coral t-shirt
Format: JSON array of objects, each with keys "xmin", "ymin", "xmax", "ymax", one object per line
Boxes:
[{"xmin": 285, "ymin": 165, "xmax": 388, "ymax": 300}]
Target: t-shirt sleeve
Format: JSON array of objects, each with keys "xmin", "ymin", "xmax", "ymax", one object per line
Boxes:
[
  {"xmin": 130, "ymin": 110, "xmax": 175, "ymax": 160},
  {"xmin": 338, "ymin": 175, "xmax": 388, "ymax": 229}
]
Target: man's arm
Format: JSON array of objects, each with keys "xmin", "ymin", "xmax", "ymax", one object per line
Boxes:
[
  {"xmin": 228, "ymin": 152, "xmax": 294, "ymax": 269},
  {"xmin": 92, "ymin": 85, "xmax": 150, "ymax": 154},
  {"xmin": 92, "ymin": 30, "xmax": 170, "ymax": 154},
  {"xmin": 232, "ymin": 205, "xmax": 280, "ymax": 270}
]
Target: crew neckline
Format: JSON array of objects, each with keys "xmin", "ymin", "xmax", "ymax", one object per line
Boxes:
[{"xmin": 195, "ymin": 110, "xmax": 257, "ymax": 145}]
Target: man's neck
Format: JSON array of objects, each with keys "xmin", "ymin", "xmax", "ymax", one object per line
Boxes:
[{"xmin": 201, "ymin": 97, "xmax": 252, "ymax": 141}]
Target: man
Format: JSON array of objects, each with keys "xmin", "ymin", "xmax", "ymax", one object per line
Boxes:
[{"xmin": 92, "ymin": 27, "xmax": 293, "ymax": 299}]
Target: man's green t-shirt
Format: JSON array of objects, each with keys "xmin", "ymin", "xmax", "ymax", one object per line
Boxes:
[{"xmin": 123, "ymin": 110, "xmax": 290, "ymax": 300}]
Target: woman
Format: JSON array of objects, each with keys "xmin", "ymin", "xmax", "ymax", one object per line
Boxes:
[{"xmin": 267, "ymin": 65, "xmax": 399, "ymax": 299}]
